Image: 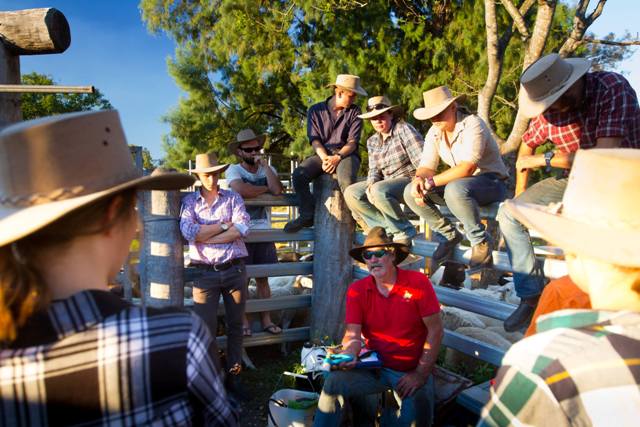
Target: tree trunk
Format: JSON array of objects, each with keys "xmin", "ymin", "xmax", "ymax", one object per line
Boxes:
[
  {"xmin": 558, "ymin": 0, "xmax": 607, "ymax": 57},
  {"xmin": 310, "ymin": 175, "xmax": 355, "ymax": 343},
  {"xmin": 140, "ymin": 182, "xmax": 185, "ymax": 308},
  {"xmin": 478, "ymin": 0, "xmax": 501, "ymax": 126},
  {"xmin": 0, "ymin": 42, "xmax": 20, "ymax": 127},
  {"xmin": 0, "ymin": 8, "xmax": 70, "ymax": 55}
]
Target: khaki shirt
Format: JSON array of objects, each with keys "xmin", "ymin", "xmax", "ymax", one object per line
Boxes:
[{"xmin": 419, "ymin": 112, "xmax": 508, "ymax": 178}]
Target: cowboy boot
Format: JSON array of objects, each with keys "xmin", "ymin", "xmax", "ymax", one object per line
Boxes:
[
  {"xmin": 283, "ymin": 216, "xmax": 314, "ymax": 233},
  {"xmin": 469, "ymin": 239, "xmax": 493, "ymax": 268},
  {"xmin": 504, "ymin": 295, "xmax": 540, "ymax": 332},
  {"xmin": 432, "ymin": 231, "xmax": 463, "ymax": 266}
]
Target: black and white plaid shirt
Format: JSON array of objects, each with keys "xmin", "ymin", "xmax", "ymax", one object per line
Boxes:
[{"xmin": 0, "ymin": 290, "xmax": 238, "ymax": 426}]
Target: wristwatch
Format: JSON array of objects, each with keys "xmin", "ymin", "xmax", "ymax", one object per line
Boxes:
[
  {"xmin": 544, "ymin": 151, "xmax": 555, "ymax": 173},
  {"xmin": 220, "ymin": 223, "xmax": 229, "ymax": 231}
]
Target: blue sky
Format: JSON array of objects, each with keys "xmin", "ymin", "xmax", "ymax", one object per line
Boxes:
[{"xmin": 4, "ymin": 0, "xmax": 639, "ymax": 161}]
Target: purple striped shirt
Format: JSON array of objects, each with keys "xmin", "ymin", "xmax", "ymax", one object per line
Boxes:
[{"xmin": 180, "ymin": 188, "xmax": 250, "ymax": 265}]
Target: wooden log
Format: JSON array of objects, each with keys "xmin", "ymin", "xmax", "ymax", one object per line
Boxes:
[
  {"xmin": 310, "ymin": 175, "xmax": 355, "ymax": 342},
  {"xmin": 0, "ymin": 41, "xmax": 20, "ymax": 126},
  {"xmin": 139, "ymin": 172, "xmax": 185, "ymax": 308},
  {"xmin": 0, "ymin": 8, "xmax": 70, "ymax": 55}
]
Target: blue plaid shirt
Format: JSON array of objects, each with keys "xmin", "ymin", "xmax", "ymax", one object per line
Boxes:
[{"xmin": 366, "ymin": 120, "xmax": 424, "ymax": 185}]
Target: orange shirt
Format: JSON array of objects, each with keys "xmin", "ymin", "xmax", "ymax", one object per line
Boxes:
[{"xmin": 525, "ymin": 275, "xmax": 591, "ymax": 337}]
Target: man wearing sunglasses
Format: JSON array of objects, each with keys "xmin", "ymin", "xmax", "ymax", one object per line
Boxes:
[
  {"xmin": 314, "ymin": 227, "xmax": 443, "ymax": 426},
  {"xmin": 227, "ymin": 129, "xmax": 284, "ymax": 337},
  {"xmin": 497, "ymin": 53, "xmax": 640, "ymax": 332},
  {"xmin": 284, "ymin": 74, "xmax": 367, "ymax": 233},
  {"xmin": 344, "ymin": 96, "xmax": 424, "ymax": 247}
]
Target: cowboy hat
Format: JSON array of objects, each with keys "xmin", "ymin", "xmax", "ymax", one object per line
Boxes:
[
  {"xmin": 228, "ymin": 128, "xmax": 267, "ymax": 156},
  {"xmin": 0, "ymin": 110, "xmax": 194, "ymax": 247},
  {"xmin": 326, "ymin": 74, "xmax": 368, "ymax": 97},
  {"xmin": 349, "ymin": 226, "xmax": 410, "ymax": 265},
  {"xmin": 190, "ymin": 152, "xmax": 229, "ymax": 174},
  {"xmin": 413, "ymin": 86, "xmax": 466, "ymax": 121},
  {"xmin": 518, "ymin": 53, "xmax": 592, "ymax": 119},
  {"xmin": 358, "ymin": 95, "xmax": 401, "ymax": 120},
  {"xmin": 505, "ymin": 149, "xmax": 640, "ymax": 267}
]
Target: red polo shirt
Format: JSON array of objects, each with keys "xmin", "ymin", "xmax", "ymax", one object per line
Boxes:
[{"xmin": 345, "ymin": 268, "xmax": 440, "ymax": 372}]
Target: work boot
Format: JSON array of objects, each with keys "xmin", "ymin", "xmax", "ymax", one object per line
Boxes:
[
  {"xmin": 283, "ymin": 216, "xmax": 314, "ymax": 233},
  {"xmin": 432, "ymin": 231, "xmax": 463, "ymax": 266},
  {"xmin": 504, "ymin": 296, "xmax": 540, "ymax": 332},
  {"xmin": 469, "ymin": 240, "xmax": 493, "ymax": 268}
]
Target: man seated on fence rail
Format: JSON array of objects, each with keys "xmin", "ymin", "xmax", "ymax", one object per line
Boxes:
[
  {"xmin": 284, "ymin": 74, "xmax": 366, "ymax": 233},
  {"xmin": 313, "ymin": 227, "xmax": 443, "ymax": 427},
  {"xmin": 498, "ymin": 53, "xmax": 640, "ymax": 332},
  {"xmin": 344, "ymin": 96, "xmax": 424, "ymax": 247},
  {"xmin": 226, "ymin": 128, "xmax": 284, "ymax": 336},
  {"xmin": 179, "ymin": 151, "xmax": 251, "ymax": 399},
  {"xmin": 479, "ymin": 149, "xmax": 640, "ymax": 426},
  {"xmin": 405, "ymin": 86, "xmax": 508, "ymax": 269}
]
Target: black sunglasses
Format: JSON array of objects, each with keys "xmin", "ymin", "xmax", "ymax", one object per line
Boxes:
[
  {"xmin": 241, "ymin": 146, "xmax": 261, "ymax": 153},
  {"xmin": 362, "ymin": 248, "xmax": 390, "ymax": 260},
  {"xmin": 366, "ymin": 103, "xmax": 389, "ymax": 112}
]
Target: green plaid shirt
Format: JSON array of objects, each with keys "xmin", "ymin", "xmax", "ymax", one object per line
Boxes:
[{"xmin": 479, "ymin": 310, "xmax": 640, "ymax": 427}]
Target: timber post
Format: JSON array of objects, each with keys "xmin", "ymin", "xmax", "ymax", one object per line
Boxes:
[
  {"xmin": 310, "ymin": 175, "xmax": 355, "ymax": 343},
  {"xmin": 140, "ymin": 169, "xmax": 185, "ymax": 308},
  {"xmin": 0, "ymin": 8, "xmax": 71, "ymax": 126}
]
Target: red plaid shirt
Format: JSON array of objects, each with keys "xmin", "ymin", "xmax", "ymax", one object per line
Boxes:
[{"xmin": 523, "ymin": 72, "xmax": 640, "ymax": 152}]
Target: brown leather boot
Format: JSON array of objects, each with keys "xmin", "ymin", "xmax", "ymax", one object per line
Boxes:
[
  {"xmin": 504, "ymin": 296, "xmax": 540, "ymax": 332},
  {"xmin": 469, "ymin": 240, "xmax": 493, "ymax": 268}
]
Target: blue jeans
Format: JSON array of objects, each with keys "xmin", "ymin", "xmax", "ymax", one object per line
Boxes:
[
  {"xmin": 344, "ymin": 177, "xmax": 417, "ymax": 239},
  {"xmin": 313, "ymin": 368, "xmax": 435, "ymax": 427},
  {"xmin": 403, "ymin": 174, "xmax": 506, "ymax": 246},
  {"xmin": 497, "ymin": 176, "xmax": 568, "ymax": 298}
]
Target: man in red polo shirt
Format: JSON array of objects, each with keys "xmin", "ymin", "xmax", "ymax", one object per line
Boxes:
[{"xmin": 313, "ymin": 227, "xmax": 443, "ymax": 427}]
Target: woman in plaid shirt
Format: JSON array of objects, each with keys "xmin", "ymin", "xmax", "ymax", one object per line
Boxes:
[{"xmin": 0, "ymin": 111, "xmax": 238, "ymax": 426}]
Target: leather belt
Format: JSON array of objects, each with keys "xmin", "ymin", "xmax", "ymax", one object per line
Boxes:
[{"xmin": 192, "ymin": 258, "xmax": 243, "ymax": 272}]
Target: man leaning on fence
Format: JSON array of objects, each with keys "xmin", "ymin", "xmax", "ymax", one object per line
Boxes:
[
  {"xmin": 226, "ymin": 129, "xmax": 284, "ymax": 337},
  {"xmin": 497, "ymin": 53, "xmax": 640, "ymax": 332},
  {"xmin": 313, "ymin": 227, "xmax": 443, "ymax": 427},
  {"xmin": 284, "ymin": 74, "xmax": 366, "ymax": 233},
  {"xmin": 179, "ymin": 152, "xmax": 251, "ymax": 399}
]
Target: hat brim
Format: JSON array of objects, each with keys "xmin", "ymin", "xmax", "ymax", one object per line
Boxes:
[
  {"xmin": 326, "ymin": 83, "xmax": 368, "ymax": 97},
  {"xmin": 518, "ymin": 58, "xmax": 591, "ymax": 119},
  {"xmin": 191, "ymin": 163, "xmax": 230, "ymax": 174},
  {"xmin": 228, "ymin": 134, "xmax": 267, "ymax": 156},
  {"xmin": 349, "ymin": 242, "xmax": 410, "ymax": 265},
  {"xmin": 413, "ymin": 95, "xmax": 465, "ymax": 121},
  {"xmin": 358, "ymin": 105, "xmax": 400, "ymax": 120},
  {"xmin": 0, "ymin": 172, "xmax": 194, "ymax": 247},
  {"xmin": 505, "ymin": 199, "xmax": 640, "ymax": 267}
]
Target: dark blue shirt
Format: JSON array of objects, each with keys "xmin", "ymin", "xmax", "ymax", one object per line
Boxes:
[{"xmin": 307, "ymin": 96, "xmax": 363, "ymax": 152}]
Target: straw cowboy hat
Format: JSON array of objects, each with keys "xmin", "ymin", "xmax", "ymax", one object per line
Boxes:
[
  {"xmin": 518, "ymin": 53, "xmax": 592, "ymax": 119},
  {"xmin": 349, "ymin": 226, "xmax": 410, "ymax": 265},
  {"xmin": 358, "ymin": 96, "xmax": 401, "ymax": 120},
  {"xmin": 413, "ymin": 86, "xmax": 466, "ymax": 121},
  {"xmin": 228, "ymin": 128, "xmax": 267, "ymax": 156},
  {"xmin": 326, "ymin": 74, "xmax": 368, "ymax": 97},
  {"xmin": 505, "ymin": 149, "xmax": 640, "ymax": 267},
  {"xmin": 0, "ymin": 110, "xmax": 194, "ymax": 247},
  {"xmin": 190, "ymin": 152, "xmax": 229, "ymax": 174}
]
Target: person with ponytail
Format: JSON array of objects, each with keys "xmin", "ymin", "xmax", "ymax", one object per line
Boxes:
[{"xmin": 0, "ymin": 111, "xmax": 238, "ymax": 426}]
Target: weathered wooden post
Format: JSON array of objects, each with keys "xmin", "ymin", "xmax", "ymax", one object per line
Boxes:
[
  {"xmin": 311, "ymin": 175, "xmax": 355, "ymax": 342},
  {"xmin": 139, "ymin": 169, "xmax": 186, "ymax": 308},
  {"xmin": 0, "ymin": 8, "xmax": 71, "ymax": 126}
]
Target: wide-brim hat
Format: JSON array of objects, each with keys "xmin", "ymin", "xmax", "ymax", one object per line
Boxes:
[
  {"xmin": 358, "ymin": 95, "xmax": 401, "ymax": 120},
  {"xmin": 349, "ymin": 226, "xmax": 410, "ymax": 265},
  {"xmin": 413, "ymin": 86, "xmax": 465, "ymax": 121},
  {"xmin": 326, "ymin": 74, "xmax": 367, "ymax": 97},
  {"xmin": 505, "ymin": 149, "xmax": 640, "ymax": 267},
  {"xmin": 0, "ymin": 110, "xmax": 194, "ymax": 247},
  {"xmin": 228, "ymin": 128, "xmax": 267, "ymax": 156},
  {"xmin": 190, "ymin": 152, "xmax": 229, "ymax": 174},
  {"xmin": 518, "ymin": 53, "xmax": 592, "ymax": 119}
]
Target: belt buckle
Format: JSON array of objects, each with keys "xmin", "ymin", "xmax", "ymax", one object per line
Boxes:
[{"xmin": 212, "ymin": 261, "xmax": 230, "ymax": 272}]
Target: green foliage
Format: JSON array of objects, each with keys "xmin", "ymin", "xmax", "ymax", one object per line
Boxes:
[
  {"xmin": 21, "ymin": 72, "xmax": 113, "ymax": 120},
  {"xmin": 140, "ymin": 0, "xmax": 629, "ymax": 170}
]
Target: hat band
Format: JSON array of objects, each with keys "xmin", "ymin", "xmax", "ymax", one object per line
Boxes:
[{"xmin": 0, "ymin": 185, "xmax": 86, "ymax": 207}]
